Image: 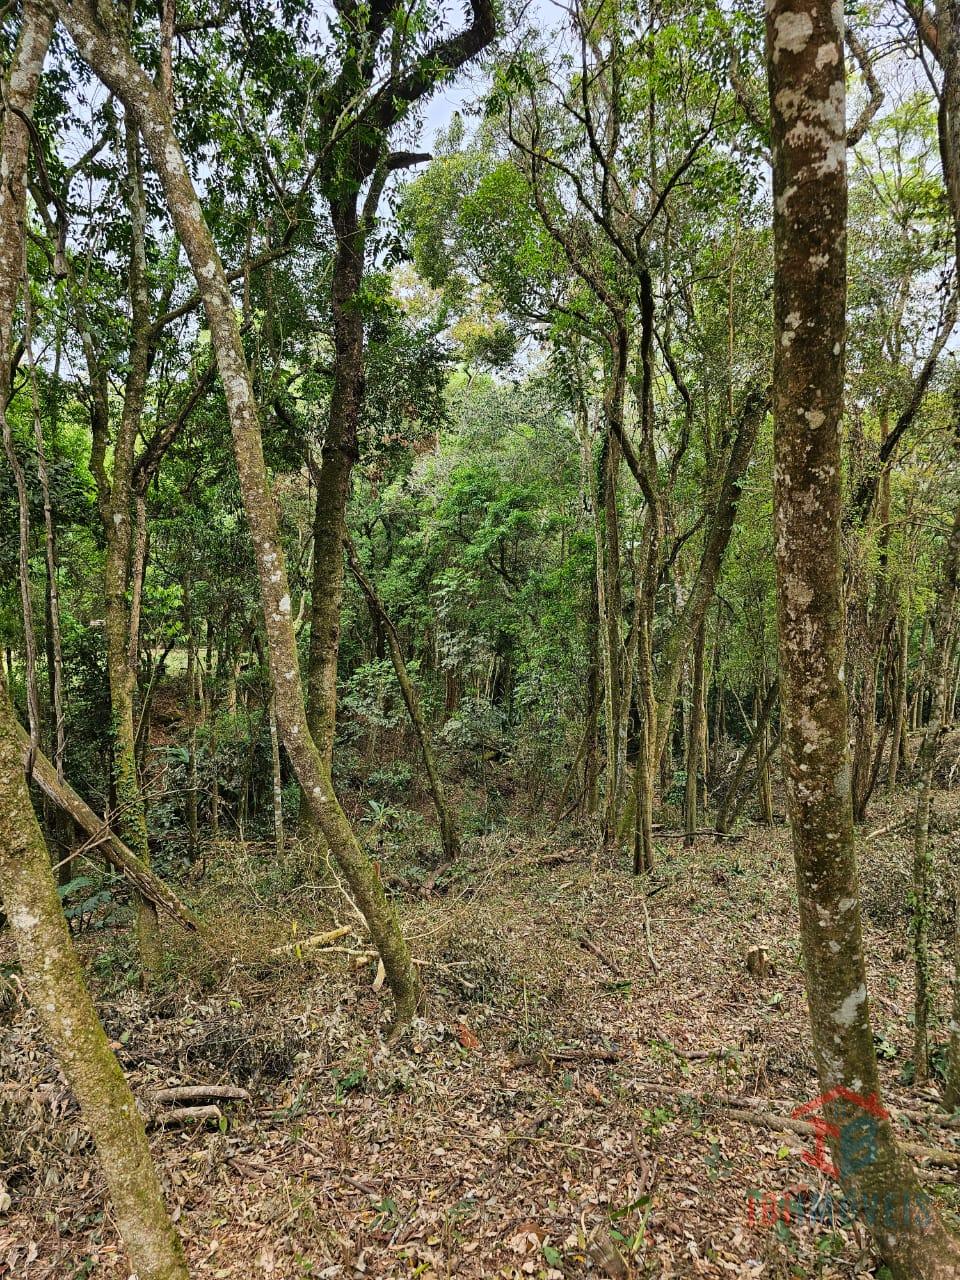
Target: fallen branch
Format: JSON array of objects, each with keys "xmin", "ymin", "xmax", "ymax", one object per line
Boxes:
[
  {"xmin": 623, "ymin": 827, "xmax": 750, "ymax": 842},
  {"xmin": 723, "ymin": 1105, "xmax": 960, "ymax": 1168},
  {"xmin": 151, "ymin": 1104, "xmax": 222, "ymax": 1127},
  {"xmin": 153, "ymin": 1085, "xmax": 250, "ymax": 1106},
  {"xmin": 509, "ymin": 1046, "xmax": 623, "ymax": 1069},
  {"xmin": 865, "ymin": 818, "xmax": 909, "ymax": 841},
  {"xmin": 270, "ymin": 925, "xmax": 352, "ymax": 956},
  {"xmin": 629, "ymin": 1081, "xmax": 960, "ymax": 1167},
  {"xmin": 577, "ymin": 932, "xmax": 623, "ymax": 978},
  {"xmin": 639, "ymin": 887, "xmax": 660, "ymax": 975},
  {"xmin": 15, "ymin": 719, "xmax": 204, "ymax": 937}
]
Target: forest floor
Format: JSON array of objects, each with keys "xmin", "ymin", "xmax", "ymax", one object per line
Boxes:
[{"xmin": 3, "ymin": 782, "xmax": 960, "ymax": 1279}]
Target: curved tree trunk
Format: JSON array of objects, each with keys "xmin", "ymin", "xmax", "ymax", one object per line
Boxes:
[
  {"xmin": 305, "ymin": 196, "xmax": 364, "ymax": 772},
  {"xmin": 12, "ymin": 717, "xmax": 202, "ymax": 934},
  {"xmin": 767, "ymin": 3, "xmax": 960, "ymax": 1273},
  {"xmin": 56, "ymin": 0, "xmax": 420, "ymax": 1029},
  {"xmin": 0, "ymin": 7, "xmax": 187, "ymax": 1275},
  {"xmin": 1, "ymin": 680, "xmax": 189, "ymax": 1280}
]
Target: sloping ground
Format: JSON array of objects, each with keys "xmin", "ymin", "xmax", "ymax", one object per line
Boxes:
[{"xmin": 2, "ymin": 792, "xmax": 960, "ymax": 1279}]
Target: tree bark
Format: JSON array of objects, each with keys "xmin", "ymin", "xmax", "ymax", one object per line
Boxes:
[
  {"xmin": 99, "ymin": 118, "xmax": 160, "ymax": 979},
  {"xmin": 24, "ymin": 243, "xmax": 66, "ymax": 780},
  {"xmin": 888, "ymin": 608, "xmax": 909, "ymax": 790},
  {"xmin": 0, "ymin": 8, "xmax": 187, "ymax": 1275},
  {"xmin": 651, "ymin": 386, "xmax": 768, "ymax": 769},
  {"xmin": 767, "ymin": 2, "xmax": 960, "ymax": 1272},
  {"xmin": 0, "ymin": 680, "xmax": 188, "ymax": 1279},
  {"xmin": 184, "ymin": 597, "xmax": 199, "ymax": 864},
  {"xmin": 757, "ymin": 678, "xmax": 775, "ymax": 825},
  {"xmin": 684, "ymin": 622, "xmax": 706, "ymax": 845},
  {"xmin": 268, "ymin": 672, "xmax": 284, "ymax": 856},
  {"xmin": 56, "ymin": 1, "xmax": 420, "ymax": 1028},
  {"xmin": 946, "ymin": 852, "xmax": 960, "ymax": 1109},
  {"xmin": 305, "ymin": 197, "xmax": 364, "ymax": 771}
]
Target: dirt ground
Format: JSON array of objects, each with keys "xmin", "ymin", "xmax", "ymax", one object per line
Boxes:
[{"xmin": 2, "ymin": 786, "xmax": 960, "ymax": 1279}]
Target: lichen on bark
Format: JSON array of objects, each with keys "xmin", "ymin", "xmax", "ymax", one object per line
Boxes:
[{"xmin": 767, "ymin": 1, "xmax": 960, "ymax": 1274}]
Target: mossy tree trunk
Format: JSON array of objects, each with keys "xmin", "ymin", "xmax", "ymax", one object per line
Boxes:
[
  {"xmin": 684, "ymin": 622, "xmax": 706, "ymax": 845},
  {"xmin": 888, "ymin": 607, "xmax": 910, "ymax": 790},
  {"xmin": 0, "ymin": 678, "xmax": 188, "ymax": 1279},
  {"xmin": 946, "ymin": 853, "xmax": 960, "ymax": 1108},
  {"xmin": 0, "ymin": 7, "xmax": 187, "ymax": 1274},
  {"xmin": 184, "ymin": 583, "xmax": 199, "ymax": 864},
  {"xmin": 268, "ymin": 669, "xmax": 284, "ymax": 856},
  {"xmin": 99, "ymin": 117, "xmax": 161, "ymax": 979},
  {"xmin": 767, "ymin": 2, "xmax": 960, "ymax": 1272}
]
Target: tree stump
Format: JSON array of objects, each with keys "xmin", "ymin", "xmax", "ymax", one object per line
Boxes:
[{"xmin": 746, "ymin": 945, "xmax": 769, "ymax": 980}]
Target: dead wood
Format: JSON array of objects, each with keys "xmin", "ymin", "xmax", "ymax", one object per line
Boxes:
[
  {"xmin": 270, "ymin": 925, "xmax": 352, "ymax": 956},
  {"xmin": 150, "ymin": 1104, "xmax": 223, "ymax": 1127},
  {"xmin": 153, "ymin": 1085, "xmax": 251, "ymax": 1106}
]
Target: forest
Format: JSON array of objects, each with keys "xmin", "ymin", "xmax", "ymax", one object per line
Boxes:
[{"xmin": 3, "ymin": 0, "xmax": 960, "ymax": 1275}]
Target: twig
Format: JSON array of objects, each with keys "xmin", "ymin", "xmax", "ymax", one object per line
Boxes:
[
  {"xmin": 577, "ymin": 932, "xmax": 624, "ymax": 977},
  {"xmin": 866, "ymin": 818, "xmax": 909, "ymax": 841}
]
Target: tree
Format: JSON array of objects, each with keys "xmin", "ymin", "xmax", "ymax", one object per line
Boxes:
[
  {"xmin": 53, "ymin": 0, "xmax": 426, "ymax": 1029},
  {"xmin": 303, "ymin": 0, "xmax": 496, "ymax": 779},
  {"xmin": 767, "ymin": 0, "xmax": 960, "ymax": 1271},
  {"xmin": 0, "ymin": 5, "xmax": 187, "ymax": 1274}
]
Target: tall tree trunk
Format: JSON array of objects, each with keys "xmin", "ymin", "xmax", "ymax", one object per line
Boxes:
[
  {"xmin": 767, "ymin": 4, "xmax": 960, "ymax": 1273},
  {"xmin": 633, "ymin": 574, "xmax": 656, "ymax": 874},
  {"xmin": 583, "ymin": 570, "xmax": 601, "ymax": 816},
  {"xmin": 268, "ymin": 672, "xmax": 284, "ymax": 855},
  {"xmin": 599, "ymin": 431, "xmax": 623, "ymax": 839},
  {"xmin": 649, "ymin": 387, "xmax": 768, "ymax": 771},
  {"xmin": 0, "ymin": 8, "xmax": 187, "ymax": 1275},
  {"xmin": 1, "ymin": 375, "xmax": 41, "ymax": 751},
  {"xmin": 725, "ymin": 732, "xmax": 779, "ymax": 833},
  {"xmin": 684, "ymin": 622, "xmax": 706, "ymax": 845},
  {"xmin": 102, "ymin": 119, "xmax": 160, "ymax": 981},
  {"xmin": 184, "ymin": 600, "xmax": 199, "ymax": 863},
  {"xmin": 58, "ymin": 3, "xmax": 420, "ymax": 1028},
  {"xmin": 757, "ymin": 679, "xmax": 775, "ymax": 825},
  {"xmin": 24, "ymin": 247, "xmax": 66, "ymax": 781},
  {"xmin": 306, "ymin": 196, "xmax": 364, "ymax": 770},
  {"xmin": 912, "ymin": 501, "xmax": 960, "ymax": 1084},
  {"xmin": 888, "ymin": 606, "xmax": 909, "ymax": 790},
  {"xmin": 946, "ymin": 853, "xmax": 960, "ymax": 1109}
]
